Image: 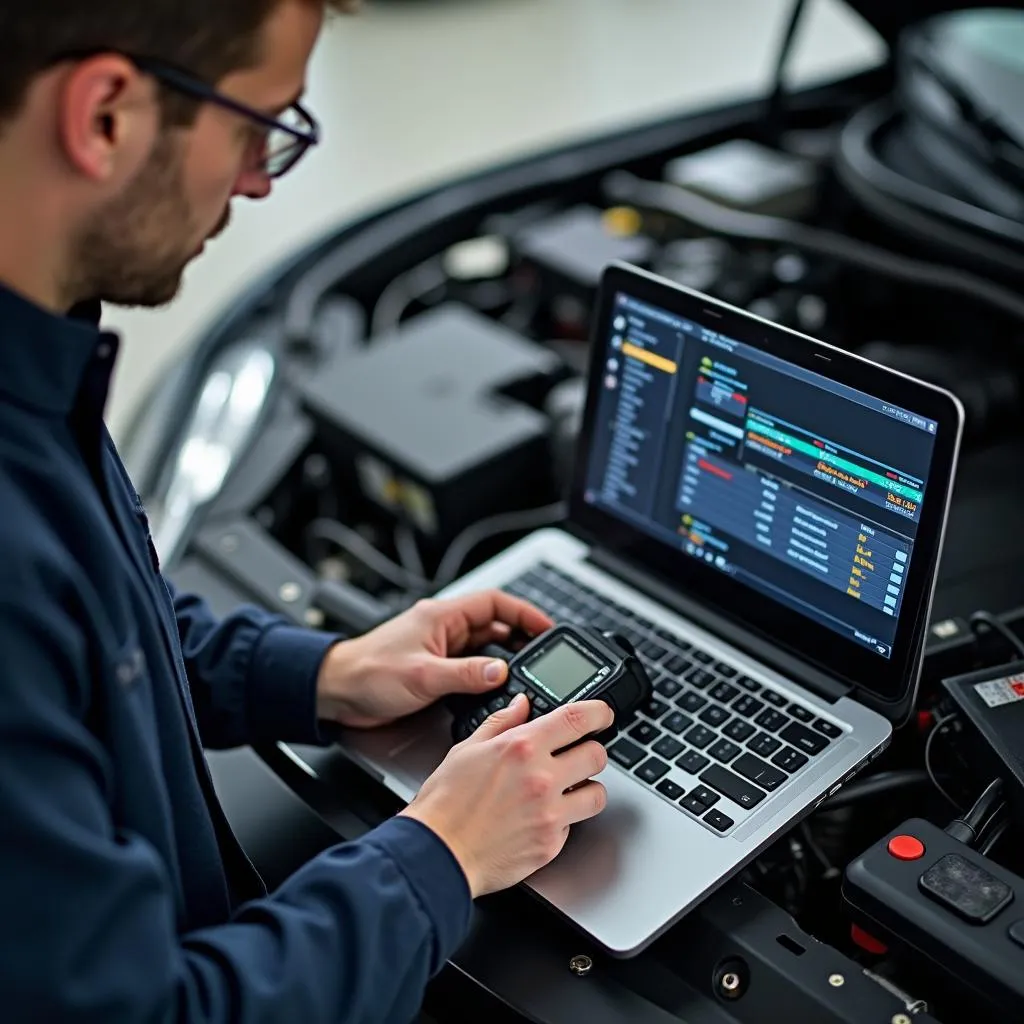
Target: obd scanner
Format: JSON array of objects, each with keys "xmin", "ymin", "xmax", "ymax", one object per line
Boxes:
[{"xmin": 446, "ymin": 624, "xmax": 652, "ymax": 744}]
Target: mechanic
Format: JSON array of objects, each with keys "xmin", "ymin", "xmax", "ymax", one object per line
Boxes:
[{"xmin": 0, "ymin": 2, "xmax": 614, "ymax": 1021}]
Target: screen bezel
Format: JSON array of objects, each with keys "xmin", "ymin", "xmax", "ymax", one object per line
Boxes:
[
  {"xmin": 569, "ymin": 262, "xmax": 964, "ymax": 721},
  {"xmin": 518, "ymin": 628, "xmax": 610, "ymax": 703}
]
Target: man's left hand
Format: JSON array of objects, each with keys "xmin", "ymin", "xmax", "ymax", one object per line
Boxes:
[{"xmin": 315, "ymin": 590, "xmax": 554, "ymax": 729}]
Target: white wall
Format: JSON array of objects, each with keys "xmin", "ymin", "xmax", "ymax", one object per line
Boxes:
[{"xmin": 104, "ymin": 0, "xmax": 883, "ymax": 442}]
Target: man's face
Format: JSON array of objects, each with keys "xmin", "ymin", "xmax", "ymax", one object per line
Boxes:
[{"xmin": 72, "ymin": 0, "xmax": 323, "ymax": 308}]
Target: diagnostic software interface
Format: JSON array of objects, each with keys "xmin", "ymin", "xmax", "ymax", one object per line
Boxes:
[{"xmin": 584, "ymin": 291, "xmax": 938, "ymax": 659}]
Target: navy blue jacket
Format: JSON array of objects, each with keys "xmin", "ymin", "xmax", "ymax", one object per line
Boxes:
[{"xmin": 0, "ymin": 284, "xmax": 471, "ymax": 1023}]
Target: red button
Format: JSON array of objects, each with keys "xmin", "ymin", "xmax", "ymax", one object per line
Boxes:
[
  {"xmin": 850, "ymin": 923, "xmax": 888, "ymax": 955},
  {"xmin": 888, "ymin": 835, "xmax": 925, "ymax": 861}
]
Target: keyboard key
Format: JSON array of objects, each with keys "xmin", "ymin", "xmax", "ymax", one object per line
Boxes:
[
  {"xmin": 642, "ymin": 697, "xmax": 670, "ymax": 721},
  {"xmin": 507, "ymin": 678, "xmax": 527, "ymax": 695},
  {"xmin": 663, "ymin": 654, "xmax": 691, "ymax": 675},
  {"xmin": 640, "ymin": 639, "xmax": 668, "ymax": 662},
  {"xmin": 634, "ymin": 757, "xmax": 670, "ymax": 785},
  {"xmin": 662, "ymin": 711, "xmax": 693, "ymax": 735},
  {"xmin": 690, "ymin": 785, "xmax": 720, "ymax": 808},
  {"xmin": 685, "ymin": 724, "xmax": 716, "ymax": 749},
  {"xmin": 488, "ymin": 694, "xmax": 510, "ymax": 714},
  {"xmin": 700, "ymin": 764, "xmax": 767, "ymax": 809},
  {"xmin": 681, "ymin": 794, "xmax": 710, "ymax": 816},
  {"xmin": 708, "ymin": 739, "xmax": 741, "ymax": 764},
  {"xmin": 724, "ymin": 719, "xmax": 756, "ymax": 743},
  {"xmin": 755, "ymin": 708, "xmax": 788, "ymax": 732},
  {"xmin": 654, "ymin": 676, "xmax": 682, "ymax": 699},
  {"xmin": 715, "ymin": 662, "xmax": 738, "ymax": 678},
  {"xmin": 693, "ymin": 650, "xmax": 714, "ymax": 665},
  {"xmin": 677, "ymin": 749, "xmax": 711, "ymax": 775},
  {"xmin": 788, "ymin": 703, "xmax": 814, "ymax": 723},
  {"xmin": 705, "ymin": 808, "xmax": 735, "ymax": 832},
  {"xmin": 709, "ymin": 681, "xmax": 739, "ymax": 704},
  {"xmin": 748, "ymin": 733, "xmax": 783, "ymax": 758},
  {"xmin": 628, "ymin": 721, "xmax": 661, "ymax": 746},
  {"xmin": 608, "ymin": 738, "xmax": 645, "ymax": 769},
  {"xmin": 699, "ymin": 704, "xmax": 730, "ymax": 728},
  {"xmin": 656, "ymin": 778, "xmax": 686, "ymax": 801},
  {"xmin": 733, "ymin": 695, "xmax": 764, "ymax": 719},
  {"xmin": 678, "ymin": 691, "xmax": 707, "ymax": 714},
  {"xmin": 532, "ymin": 696, "xmax": 551, "ymax": 714},
  {"xmin": 653, "ymin": 736, "xmax": 685, "ymax": 760},
  {"xmin": 772, "ymin": 746, "xmax": 809, "ymax": 773},
  {"xmin": 686, "ymin": 668, "xmax": 715, "ymax": 690},
  {"xmin": 737, "ymin": 675, "xmax": 761, "ymax": 693},
  {"xmin": 762, "ymin": 689, "xmax": 787, "ymax": 708},
  {"xmin": 779, "ymin": 721, "xmax": 830, "ymax": 756},
  {"xmin": 814, "ymin": 718, "xmax": 843, "ymax": 739},
  {"xmin": 732, "ymin": 753, "xmax": 788, "ymax": 792}
]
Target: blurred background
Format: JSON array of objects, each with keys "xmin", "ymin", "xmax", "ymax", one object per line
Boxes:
[{"xmin": 103, "ymin": 0, "xmax": 882, "ymax": 444}]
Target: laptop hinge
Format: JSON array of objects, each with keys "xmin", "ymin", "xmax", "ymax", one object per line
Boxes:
[{"xmin": 587, "ymin": 547, "xmax": 852, "ymax": 704}]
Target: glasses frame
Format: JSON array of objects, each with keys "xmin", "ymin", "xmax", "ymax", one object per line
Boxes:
[{"xmin": 131, "ymin": 56, "xmax": 320, "ymax": 179}]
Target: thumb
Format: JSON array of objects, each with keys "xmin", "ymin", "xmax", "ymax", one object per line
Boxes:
[
  {"xmin": 441, "ymin": 655, "xmax": 510, "ymax": 696},
  {"xmin": 469, "ymin": 692, "xmax": 531, "ymax": 742}
]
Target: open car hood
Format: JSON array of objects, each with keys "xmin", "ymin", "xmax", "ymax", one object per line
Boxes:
[{"xmin": 846, "ymin": 0, "xmax": 1021, "ymax": 45}]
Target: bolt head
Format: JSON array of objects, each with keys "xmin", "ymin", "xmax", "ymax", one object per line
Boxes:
[
  {"xmin": 569, "ymin": 954, "xmax": 592, "ymax": 976},
  {"xmin": 892, "ymin": 1016, "xmax": 912, "ymax": 1024},
  {"xmin": 279, "ymin": 582, "xmax": 302, "ymax": 604},
  {"xmin": 220, "ymin": 534, "xmax": 239, "ymax": 553},
  {"xmin": 304, "ymin": 607, "xmax": 325, "ymax": 628},
  {"xmin": 828, "ymin": 973, "xmax": 845, "ymax": 988}
]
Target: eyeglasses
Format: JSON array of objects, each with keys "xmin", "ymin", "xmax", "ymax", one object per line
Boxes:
[{"xmin": 132, "ymin": 57, "xmax": 320, "ymax": 179}]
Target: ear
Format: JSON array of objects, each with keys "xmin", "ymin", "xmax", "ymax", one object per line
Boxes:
[{"xmin": 57, "ymin": 55, "xmax": 158, "ymax": 182}]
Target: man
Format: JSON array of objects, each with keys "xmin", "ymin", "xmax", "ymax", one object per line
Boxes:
[{"xmin": 0, "ymin": 2, "xmax": 613, "ymax": 1021}]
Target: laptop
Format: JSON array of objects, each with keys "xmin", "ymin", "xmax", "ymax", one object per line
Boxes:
[{"xmin": 335, "ymin": 261, "xmax": 964, "ymax": 957}]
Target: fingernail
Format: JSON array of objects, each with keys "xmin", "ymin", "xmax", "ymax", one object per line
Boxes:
[{"xmin": 484, "ymin": 660, "xmax": 506, "ymax": 684}]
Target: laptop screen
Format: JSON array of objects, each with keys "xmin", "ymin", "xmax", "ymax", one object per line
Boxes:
[{"xmin": 582, "ymin": 290, "xmax": 939, "ymax": 662}]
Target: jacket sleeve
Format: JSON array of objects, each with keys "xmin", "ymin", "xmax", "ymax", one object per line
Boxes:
[
  {"xmin": 164, "ymin": 576, "xmax": 341, "ymax": 749},
  {"xmin": 0, "ymin": 597, "xmax": 473, "ymax": 1024}
]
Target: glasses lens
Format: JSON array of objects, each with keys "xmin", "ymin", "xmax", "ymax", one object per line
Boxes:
[{"xmin": 263, "ymin": 106, "xmax": 313, "ymax": 177}]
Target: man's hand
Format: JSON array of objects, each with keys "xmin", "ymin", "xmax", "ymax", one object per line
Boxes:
[
  {"xmin": 399, "ymin": 696, "xmax": 613, "ymax": 897},
  {"xmin": 316, "ymin": 590, "xmax": 553, "ymax": 729}
]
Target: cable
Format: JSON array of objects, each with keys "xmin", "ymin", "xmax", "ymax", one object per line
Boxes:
[
  {"xmin": 980, "ymin": 817, "xmax": 1010, "ymax": 857},
  {"xmin": 946, "ymin": 778, "xmax": 1002, "ymax": 846},
  {"xmin": 816, "ymin": 769, "xmax": 931, "ymax": 811},
  {"xmin": 309, "ymin": 518, "xmax": 430, "ymax": 593},
  {"xmin": 925, "ymin": 713, "xmax": 960, "ymax": 810},
  {"xmin": 800, "ymin": 821, "xmax": 837, "ymax": 878},
  {"xmin": 432, "ymin": 501, "xmax": 568, "ymax": 589},
  {"xmin": 766, "ymin": 0, "xmax": 809, "ymax": 141},
  {"xmin": 394, "ymin": 523, "xmax": 426, "ymax": 581},
  {"xmin": 602, "ymin": 171, "xmax": 1024, "ymax": 325},
  {"xmin": 370, "ymin": 258, "xmax": 448, "ymax": 338},
  {"xmin": 969, "ymin": 610, "xmax": 1024, "ymax": 659}
]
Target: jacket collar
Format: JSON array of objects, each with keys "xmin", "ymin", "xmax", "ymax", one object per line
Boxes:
[{"xmin": 0, "ymin": 283, "xmax": 116, "ymax": 416}]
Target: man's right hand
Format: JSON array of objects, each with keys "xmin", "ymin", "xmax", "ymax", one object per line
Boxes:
[{"xmin": 399, "ymin": 695, "xmax": 613, "ymax": 898}]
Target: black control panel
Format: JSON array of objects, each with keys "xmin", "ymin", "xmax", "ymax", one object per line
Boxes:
[{"xmin": 843, "ymin": 817, "xmax": 1024, "ymax": 1015}]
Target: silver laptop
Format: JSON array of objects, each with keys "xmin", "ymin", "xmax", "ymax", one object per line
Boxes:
[{"xmin": 335, "ymin": 262, "xmax": 964, "ymax": 957}]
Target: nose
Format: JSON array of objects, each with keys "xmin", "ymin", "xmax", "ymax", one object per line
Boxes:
[{"xmin": 233, "ymin": 166, "xmax": 273, "ymax": 201}]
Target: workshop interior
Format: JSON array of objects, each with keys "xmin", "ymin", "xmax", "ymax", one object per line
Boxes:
[{"xmin": 120, "ymin": 2, "xmax": 1024, "ymax": 1021}]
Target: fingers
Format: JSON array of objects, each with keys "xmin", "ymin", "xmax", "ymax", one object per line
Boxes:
[
  {"xmin": 440, "ymin": 590, "xmax": 554, "ymax": 650},
  {"xmin": 561, "ymin": 780, "xmax": 608, "ymax": 826},
  {"xmin": 534, "ymin": 700, "xmax": 614, "ymax": 753},
  {"xmin": 552, "ymin": 738, "xmax": 609, "ymax": 790},
  {"xmin": 467, "ymin": 692, "xmax": 530, "ymax": 742}
]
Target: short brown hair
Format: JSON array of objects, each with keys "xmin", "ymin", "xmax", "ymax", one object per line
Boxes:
[{"xmin": 0, "ymin": 0, "xmax": 356, "ymax": 125}]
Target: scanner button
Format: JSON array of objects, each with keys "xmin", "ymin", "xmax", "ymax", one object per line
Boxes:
[
  {"xmin": 488, "ymin": 695, "xmax": 509, "ymax": 714},
  {"xmin": 888, "ymin": 835, "xmax": 925, "ymax": 861},
  {"xmin": 532, "ymin": 696, "xmax": 551, "ymax": 714},
  {"xmin": 507, "ymin": 679, "xmax": 526, "ymax": 695},
  {"xmin": 1008, "ymin": 920, "xmax": 1024, "ymax": 950}
]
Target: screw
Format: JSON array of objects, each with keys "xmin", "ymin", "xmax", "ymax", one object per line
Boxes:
[
  {"xmin": 304, "ymin": 607, "xmax": 325, "ymax": 628},
  {"xmin": 569, "ymin": 955, "xmax": 592, "ymax": 976},
  {"xmin": 220, "ymin": 534, "xmax": 239, "ymax": 553},
  {"xmin": 732, "ymin": 896, "xmax": 744, "ymax": 907},
  {"xmin": 892, "ymin": 1016, "xmax": 912, "ymax": 1024},
  {"xmin": 828, "ymin": 974, "xmax": 845, "ymax": 988},
  {"xmin": 279, "ymin": 582, "xmax": 302, "ymax": 604},
  {"xmin": 721, "ymin": 972, "xmax": 741, "ymax": 994}
]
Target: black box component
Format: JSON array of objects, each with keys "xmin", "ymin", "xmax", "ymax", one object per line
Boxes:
[
  {"xmin": 844, "ymin": 817, "xmax": 1024, "ymax": 1016},
  {"xmin": 663, "ymin": 138, "xmax": 818, "ymax": 219},
  {"xmin": 943, "ymin": 659, "xmax": 1024, "ymax": 838},
  {"xmin": 299, "ymin": 303, "xmax": 565, "ymax": 546},
  {"xmin": 511, "ymin": 204, "xmax": 655, "ymax": 303}
]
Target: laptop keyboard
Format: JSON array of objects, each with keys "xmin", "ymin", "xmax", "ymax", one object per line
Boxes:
[{"xmin": 502, "ymin": 563, "xmax": 844, "ymax": 837}]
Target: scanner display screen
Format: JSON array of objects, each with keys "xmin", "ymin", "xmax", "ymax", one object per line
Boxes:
[{"xmin": 525, "ymin": 640, "xmax": 599, "ymax": 700}]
